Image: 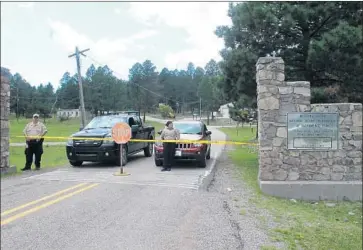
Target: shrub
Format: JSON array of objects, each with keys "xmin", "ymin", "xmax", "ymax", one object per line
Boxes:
[
  {"xmin": 58, "ymin": 116, "xmax": 70, "ymax": 122},
  {"xmin": 158, "ymin": 104, "xmax": 174, "ymax": 118},
  {"xmin": 311, "ymin": 87, "xmax": 329, "ymax": 103}
]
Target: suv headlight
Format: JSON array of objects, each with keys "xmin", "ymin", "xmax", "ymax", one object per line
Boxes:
[
  {"xmin": 103, "ymin": 136, "xmax": 114, "ymax": 145},
  {"xmin": 193, "ymin": 143, "xmax": 202, "ymax": 147}
]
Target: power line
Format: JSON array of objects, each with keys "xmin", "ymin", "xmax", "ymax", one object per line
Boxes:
[
  {"xmin": 86, "ymin": 55, "xmax": 172, "ymax": 101},
  {"xmin": 8, "ymin": 54, "xmax": 201, "ymax": 108},
  {"xmin": 85, "ymin": 55, "xmax": 200, "ymax": 106}
]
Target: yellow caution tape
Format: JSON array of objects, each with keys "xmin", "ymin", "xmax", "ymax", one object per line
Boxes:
[{"xmin": 13, "ymin": 135, "xmax": 259, "ymax": 146}]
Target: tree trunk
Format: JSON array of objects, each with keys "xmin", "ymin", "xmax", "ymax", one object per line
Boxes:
[
  {"xmin": 302, "ymin": 30, "xmax": 312, "ymax": 83},
  {"xmin": 182, "ymin": 97, "xmax": 185, "ymax": 115},
  {"xmin": 207, "ymin": 112, "xmax": 210, "ymax": 125},
  {"xmin": 255, "ymin": 112, "xmax": 258, "ymax": 140},
  {"xmin": 143, "ymin": 111, "xmax": 146, "ymax": 123}
]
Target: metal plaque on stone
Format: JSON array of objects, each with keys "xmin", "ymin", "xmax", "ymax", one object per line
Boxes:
[{"xmin": 287, "ymin": 112, "xmax": 339, "ymax": 150}]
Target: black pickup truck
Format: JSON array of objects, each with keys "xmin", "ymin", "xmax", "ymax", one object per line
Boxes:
[{"xmin": 66, "ymin": 114, "xmax": 155, "ymax": 167}]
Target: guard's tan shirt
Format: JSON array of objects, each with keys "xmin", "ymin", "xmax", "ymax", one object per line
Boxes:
[
  {"xmin": 161, "ymin": 128, "xmax": 180, "ymax": 140},
  {"xmin": 23, "ymin": 122, "xmax": 47, "ymax": 137}
]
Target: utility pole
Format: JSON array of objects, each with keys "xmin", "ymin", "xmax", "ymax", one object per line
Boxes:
[
  {"xmin": 16, "ymin": 87, "xmax": 19, "ymax": 121},
  {"xmin": 199, "ymin": 97, "xmax": 202, "ymax": 120},
  {"xmin": 68, "ymin": 46, "xmax": 89, "ymax": 129},
  {"xmin": 50, "ymin": 94, "xmax": 58, "ymax": 117}
]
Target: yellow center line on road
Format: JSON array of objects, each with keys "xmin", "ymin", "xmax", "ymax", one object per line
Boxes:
[
  {"xmin": 1, "ymin": 183, "xmax": 89, "ymax": 217},
  {"xmin": 1, "ymin": 183, "xmax": 99, "ymax": 226}
]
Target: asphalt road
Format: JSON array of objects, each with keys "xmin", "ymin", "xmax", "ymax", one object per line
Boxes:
[{"xmin": 1, "ymin": 127, "xmax": 260, "ymax": 250}]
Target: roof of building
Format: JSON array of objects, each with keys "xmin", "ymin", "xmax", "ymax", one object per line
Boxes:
[{"xmin": 220, "ymin": 102, "xmax": 234, "ymax": 108}]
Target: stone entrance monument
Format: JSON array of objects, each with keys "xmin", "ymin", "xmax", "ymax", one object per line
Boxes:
[
  {"xmin": 256, "ymin": 57, "xmax": 362, "ymax": 201},
  {"xmin": 1, "ymin": 70, "xmax": 16, "ymax": 175}
]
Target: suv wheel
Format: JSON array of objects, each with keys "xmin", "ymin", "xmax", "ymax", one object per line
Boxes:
[
  {"xmin": 144, "ymin": 141, "xmax": 153, "ymax": 157},
  {"xmin": 69, "ymin": 160, "xmax": 83, "ymax": 167},
  {"xmin": 206, "ymin": 147, "xmax": 211, "ymax": 160},
  {"xmin": 198, "ymin": 153, "xmax": 207, "ymax": 168},
  {"xmin": 155, "ymin": 158, "xmax": 163, "ymax": 166}
]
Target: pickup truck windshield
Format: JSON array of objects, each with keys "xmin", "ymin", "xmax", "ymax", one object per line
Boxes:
[
  {"xmin": 174, "ymin": 123, "xmax": 202, "ymax": 134},
  {"xmin": 84, "ymin": 116, "xmax": 128, "ymax": 129}
]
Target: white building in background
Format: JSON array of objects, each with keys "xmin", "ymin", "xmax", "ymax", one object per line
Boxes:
[
  {"xmin": 57, "ymin": 108, "xmax": 80, "ymax": 118},
  {"xmin": 218, "ymin": 102, "xmax": 234, "ymax": 118}
]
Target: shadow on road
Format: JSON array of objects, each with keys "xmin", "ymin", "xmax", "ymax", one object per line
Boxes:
[
  {"xmin": 80, "ymin": 154, "xmax": 145, "ymax": 169},
  {"xmin": 80, "ymin": 154, "xmax": 206, "ymax": 170}
]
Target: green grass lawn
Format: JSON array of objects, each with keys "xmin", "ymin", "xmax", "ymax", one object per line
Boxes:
[
  {"xmin": 8, "ymin": 145, "xmax": 68, "ymax": 173},
  {"xmin": 10, "ymin": 116, "xmax": 81, "ymax": 143},
  {"xmin": 220, "ymin": 127, "xmax": 363, "ymax": 250},
  {"xmin": 146, "ymin": 112, "xmax": 190, "ymax": 120},
  {"xmin": 202, "ymin": 118, "xmax": 238, "ymax": 126},
  {"xmin": 145, "ymin": 120, "xmax": 164, "ymax": 133}
]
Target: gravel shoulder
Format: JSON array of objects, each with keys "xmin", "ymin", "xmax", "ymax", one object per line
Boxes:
[{"xmin": 207, "ymin": 146, "xmax": 285, "ymax": 250}]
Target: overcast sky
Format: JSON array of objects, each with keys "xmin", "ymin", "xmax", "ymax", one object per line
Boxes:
[{"xmin": 1, "ymin": 1, "xmax": 231, "ymax": 88}]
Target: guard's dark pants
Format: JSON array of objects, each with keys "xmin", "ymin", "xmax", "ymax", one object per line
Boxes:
[
  {"xmin": 25, "ymin": 140, "xmax": 43, "ymax": 169},
  {"xmin": 163, "ymin": 142, "xmax": 175, "ymax": 169}
]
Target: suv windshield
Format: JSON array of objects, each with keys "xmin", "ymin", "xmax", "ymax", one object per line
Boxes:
[
  {"xmin": 174, "ymin": 123, "xmax": 202, "ymax": 134},
  {"xmin": 84, "ymin": 116, "xmax": 127, "ymax": 129}
]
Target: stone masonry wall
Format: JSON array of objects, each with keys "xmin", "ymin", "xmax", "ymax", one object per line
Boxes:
[
  {"xmin": 256, "ymin": 57, "xmax": 362, "ymax": 183},
  {"xmin": 310, "ymin": 103, "xmax": 362, "ymax": 181},
  {"xmin": 1, "ymin": 75, "xmax": 10, "ymax": 170}
]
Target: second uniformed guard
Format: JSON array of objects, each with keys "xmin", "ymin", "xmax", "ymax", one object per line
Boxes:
[{"xmin": 160, "ymin": 121, "xmax": 180, "ymax": 172}]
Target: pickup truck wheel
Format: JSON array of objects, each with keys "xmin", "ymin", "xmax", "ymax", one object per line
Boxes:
[
  {"xmin": 155, "ymin": 159, "xmax": 163, "ymax": 167},
  {"xmin": 116, "ymin": 146, "xmax": 127, "ymax": 166},
  {"xmin": 144, "ymin": 141, "xmax": 153, "ymax": 157},
  {"xmin": 69, "ymin": 160, "xmax": 83, "ymax": 167}
]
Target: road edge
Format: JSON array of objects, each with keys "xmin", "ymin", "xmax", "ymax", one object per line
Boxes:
[
  {"xmin": 198, "ymin": 128, "xmax": 227, "ymax": 191},
  {"xmin": 0, "ymin": 165, "xmax": 17, "ymax": 176}
]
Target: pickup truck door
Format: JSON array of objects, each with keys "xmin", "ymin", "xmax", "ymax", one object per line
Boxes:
[
  {"xmin": 128, "ymin": 117, "xmax": 138, "ymax": 153},
  {"xmin": 134, "ymin": 116, "xmax": 147, "ymax": 150}
]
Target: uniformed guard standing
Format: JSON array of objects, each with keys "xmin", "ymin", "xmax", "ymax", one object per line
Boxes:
[
  {"xmin": 21, "ymin": 114, "xmax": 48, "ymax": 171},
  {"xmin": 160, "ymin": 121, "xmax": 180, "ymax": 171}
]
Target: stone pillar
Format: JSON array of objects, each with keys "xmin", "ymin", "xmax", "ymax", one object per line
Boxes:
[
  {"xmin": 256, "ymin": 57, "xmax": 311, "ymax": 181},
  {"xmin": 0, "ymin": 74, "xmax": 10, "ymax": 172}
]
